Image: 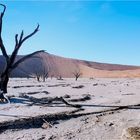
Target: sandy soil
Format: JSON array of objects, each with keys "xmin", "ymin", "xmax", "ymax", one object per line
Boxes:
[{"xmin": 0, "ymin": 78, "xmax": 140, "ymax": 140}]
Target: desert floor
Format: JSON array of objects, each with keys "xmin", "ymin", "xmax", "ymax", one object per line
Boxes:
[{"xmin": 0, "ymin": 78, "xmax": 140, "ymax": 140}]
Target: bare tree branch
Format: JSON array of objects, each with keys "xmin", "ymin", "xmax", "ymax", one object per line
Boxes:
[
  {"xmin": 0, "ymin": 4, "xmax": 6, "ymax": 34},
  {"xmin": 9, "ymin": 24, "xmax": 40, "ymax": 67},
  {"xmin": 0, "ymin": 4, "xmax": 9, "ymax": 62},
  {"xmin": 15, "ymin": 34, "xmax": 18, "ymax": 48},
  {"xmin": 20, "ymin": 24, "xmax": 39, "ymax": 46},
  {"xmin": 12, "ymin": 50, "xmax": 45, "ymax": 69},
  {"xmin": 19, "ymin": 30, "xmax": 24, "ymax": 43},
  {"xmin": 0, "ymin": 4, "xmax": 6, "ymax": 15}
]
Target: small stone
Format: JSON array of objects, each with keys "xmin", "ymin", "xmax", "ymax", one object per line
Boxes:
[
  {"xmin": 48, "ymin": 135, "xmax": 56, "ymax": 140},
  {"xmin": 37, "ymin": 135, "xmax": 46, "ymax": 140},
  {"xmin": 93, "ymin": 83, "xmax": 98, "ymax": 86},
  {"xmin": 109, "ymin": 122, "xmax": 114, "ymax": 126}
]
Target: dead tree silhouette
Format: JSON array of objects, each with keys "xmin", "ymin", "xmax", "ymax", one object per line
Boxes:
[
  {"xmin": 33, "ymin": 64, "xmax": 49, "ymax": 82},
  {"xmin": 42, "ymin": 67, "xmax": 49, "ymax": 82},
  {"xmin": 73, "ymin": 70, "xmax": 82, "ymax": 81},
  {"xmin": 30, "ymin": 56, "xmax": 49, "ymax": 82},
  {"xmin": 0, "ymin": 4, "xmax": 44, "ymax": 99}
]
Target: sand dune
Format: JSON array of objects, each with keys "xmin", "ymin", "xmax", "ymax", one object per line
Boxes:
[
  {"xmin": 79, "ymin": 64, "xmax": 140, "ymax": 78},
  {"xmin": 0, "ymin": 52, "xmax": 140, "ymax": 78}
]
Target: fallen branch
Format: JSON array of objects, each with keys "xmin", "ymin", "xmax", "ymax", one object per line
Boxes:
[
  {"xmin": 0, "ymin": 108, "xmax": 83, "ymax": 133},
  {"xmin": 60, "ymin": 97, "xmax": 82, "ymax": 108},
  {"xmin": 0, "ymin": 103, "xmax": 140, "ymax": 133},
  {"xmin": 68, "ymin": 95, "xmax": 91, "ymax": 102},
  {"xmin": 17, "ymin": 95, "xmax": 82, "ymax": 108}
]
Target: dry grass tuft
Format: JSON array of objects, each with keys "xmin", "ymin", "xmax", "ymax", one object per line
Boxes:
[{"xmin": 122, "ymin": 127, "xmax": 140, "ymax": 140}]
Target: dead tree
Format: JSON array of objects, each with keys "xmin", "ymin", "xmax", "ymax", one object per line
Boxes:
[
  {"xmin": 30, "ymin": 57, "xmax": 49, "ymax": 82},
  {"xmin": 57, "ymin": 75, "xmax": 63, "ymax": 80},
  {"xmin": 50, "ymin": 75, "xmax": 54, "ymax": 79},
  {"xmin": 42, "ymin": 67, "xmax": 49, "ymax": 82},
  {"xmin": 35, "ymin": 72, "xmax": 41, "ymax": 82},
  {"xmin": 73, "ymin": 70, "xmax": 82, "ymax": 81},
  {"xmin": 34, "ymin": 68, "xmax": 49, "ymax": 82},
  {"xmin": 40, "ymin": 56, "xmax": 49, "ymax": 82},
  {"xmin": 0, "ymin": 4, "xmax": 44, "ymax": 94}
]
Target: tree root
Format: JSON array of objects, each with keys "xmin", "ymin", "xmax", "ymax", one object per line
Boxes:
[{"xmin": 0, "ymin": 91, "xmax": 10, "ymax": 103}]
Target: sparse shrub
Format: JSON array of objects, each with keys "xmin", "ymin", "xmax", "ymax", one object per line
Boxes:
[
  {"xmin": 63, "ymin": 94, "xmax": 71, "ymax": 98},
  {"xmin": 122, "ymin": 127, "xmax": 140, "ymax": 140},
  {"xmin": 90, "ymin": 77, "xmax": 94, "ymax": 80},
  {"xmin": 82, "ymin": 94, "xmax": 91, "ymax": 100}
]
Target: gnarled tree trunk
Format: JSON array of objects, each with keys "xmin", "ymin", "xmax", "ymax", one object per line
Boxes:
[{"xmin": 0, "ymin": 73, "xmax": 9, "ymax": 93}]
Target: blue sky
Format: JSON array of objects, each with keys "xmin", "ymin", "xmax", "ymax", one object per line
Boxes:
[{"xmin": 0, "ymin": 1, "xmax": 140, "ymax": 65}]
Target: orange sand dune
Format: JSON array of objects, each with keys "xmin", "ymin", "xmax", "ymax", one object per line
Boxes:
[
  {"xmin": 79, "ymin": 64, "xmax": 140, "ymax": 78},
  {"xmin": 0, "ymin": 52, "xmax": 140, "ymax": 78}
]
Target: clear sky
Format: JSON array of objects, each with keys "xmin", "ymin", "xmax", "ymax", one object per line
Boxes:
[{"xmin": 0, "ymin": 1, "xmax": 140, "ymax": 65}]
